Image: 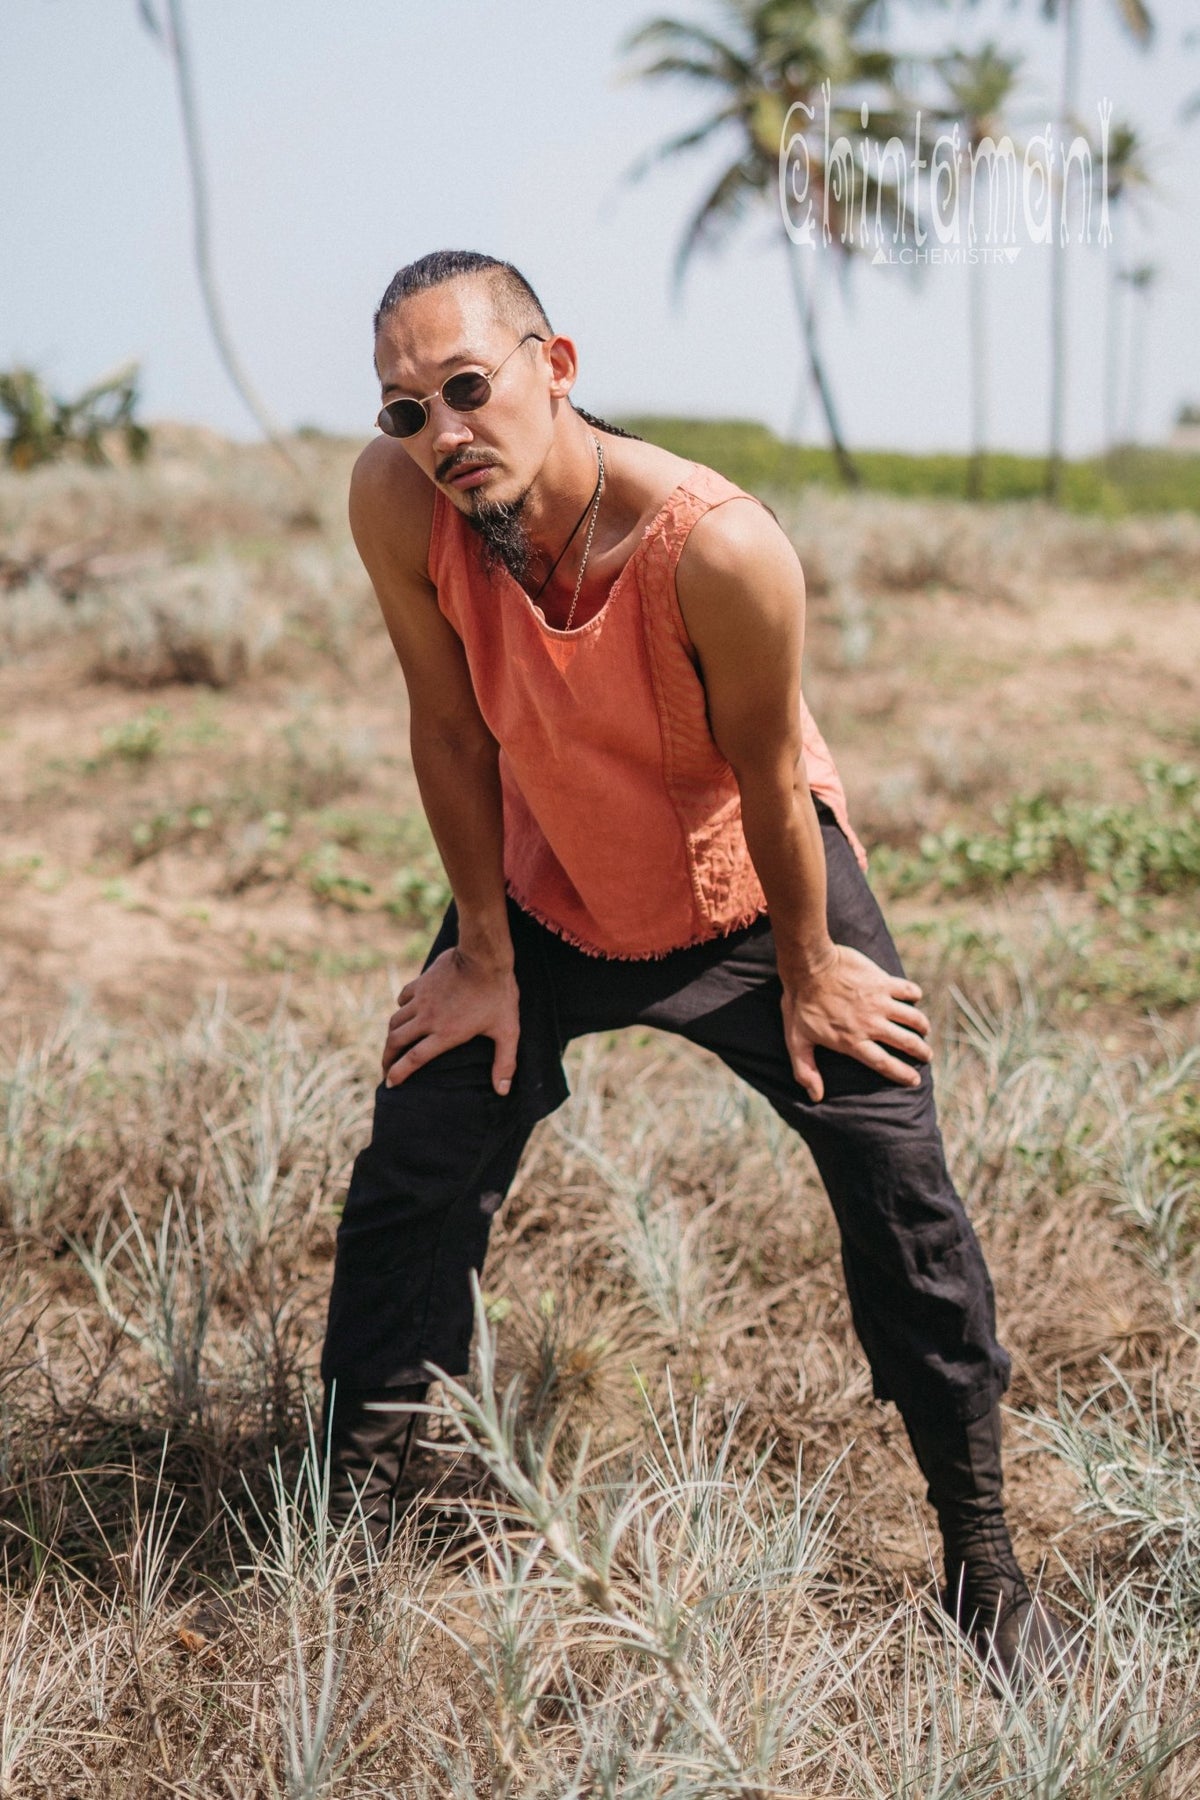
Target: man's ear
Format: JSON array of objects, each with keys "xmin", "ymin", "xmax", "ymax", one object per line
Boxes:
[{"xmin": 545, "ymin": 333, "xmax": 579, "ymax": 400}]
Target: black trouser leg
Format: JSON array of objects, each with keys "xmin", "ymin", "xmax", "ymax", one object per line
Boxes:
[
  {"xmin": 641, "ymin": 811, "xmax": 1011, "ymax": 1428},
  {"xmin": 639, "ymin": 824, "xmax": 1074, "ymax": 1682},
  {"xmin": 322, "ymin": 1380, "xmax": 428, "ymax": 1551},
  {"xmin": 320, "ymin": 901, "xmax": 567, "ymax": 1394},
  {"xmin": 321, "ymin": 1041, "xmax": 547, "ymax": 1391},
  {"xmin": 903, "ymin": 1400, "xmax": 1009, "ymax": 1573},
  {"xmin": 318, "ymin": 1029, "xmax": 543, "ymax": 1555}
]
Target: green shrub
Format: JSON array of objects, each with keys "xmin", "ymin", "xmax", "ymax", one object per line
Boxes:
[
  {"xmin": 0, "ymin": 362, "xmax": 149, "ymax": 470},
  {"xmin": 619, "ymin": 417, "xmax": 1200, "ymax": 514},
  {"xmin": 879, "ymin": 761, "xmax": 1200, "ymax": 902}
]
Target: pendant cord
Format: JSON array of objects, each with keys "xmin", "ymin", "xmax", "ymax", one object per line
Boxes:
[
  {"xmin": 562, "ymin": 439, "xmax": 605, "ymax": 631},
  {"xmin": 530, "ymin": 437, "xmax": 604, "ymax": 616}
]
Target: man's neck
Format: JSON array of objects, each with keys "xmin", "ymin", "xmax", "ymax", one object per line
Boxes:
[{"xmin": 520, "ymin": 417, "xmax": 607, "ymax": 564}]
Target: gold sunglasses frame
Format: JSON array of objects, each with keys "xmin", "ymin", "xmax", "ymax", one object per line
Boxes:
[{"xmin": 376, "ymin": 331, "xmax": 547, "ymax": 438}]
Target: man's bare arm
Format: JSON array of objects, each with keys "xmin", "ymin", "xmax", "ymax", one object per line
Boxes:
[
  {"xmin": 348, "ymin": 440, "xmax": 518, "ymax": 1092},
  {"xmin": 676, "ymin": 499, "xmax": 931, "ymax": 1102}
]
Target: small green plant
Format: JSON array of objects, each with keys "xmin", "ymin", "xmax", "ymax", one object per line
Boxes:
[
  {"xmin": 386, "ymin": 866, "xmax": 452, "ymax": 928},
  {"xmin": 879, "ymin": 761, "xmax": 1200, "ymax": 902},
  {"xmin": 306, "ymin": 845, "xmax": 375, "ymax": 909},
  {"xmin": 0, "ymin": 362, "xmax": 149, "ymax": 469},
  {"xmin": 128, "ymin": 804, "xmax": 214, "ymax": 862},
  {"xmin": 96, "ymin": 707, "xmax": 170, "ymax": 768},
  {"xmin": 1156, "ymin": 1086, "xmax": 1200, "ymax": 1178}
]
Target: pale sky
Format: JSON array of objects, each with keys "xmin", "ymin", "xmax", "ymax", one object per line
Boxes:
[{"xmin": 3, "ymin": 0, "xmax": 1198, "ymax": 456}]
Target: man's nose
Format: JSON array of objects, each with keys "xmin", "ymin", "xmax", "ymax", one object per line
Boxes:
[{"xmin": 429, "ymin": 404, "xmax": 473, "ymax": 457}]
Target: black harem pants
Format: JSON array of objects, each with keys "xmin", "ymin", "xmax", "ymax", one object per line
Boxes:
[{"xmin": 321, "ymin": 801, "xmax": 1012, "ymax": 1429}]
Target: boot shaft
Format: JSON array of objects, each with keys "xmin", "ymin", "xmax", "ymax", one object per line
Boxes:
[{"xmin": 322, "ymin": 1380, "xmax": 429, "ymax": 1549}]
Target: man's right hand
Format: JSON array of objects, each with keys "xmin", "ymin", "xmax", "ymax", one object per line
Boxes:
[{"xmin": 382, "ymin": 947, "xmax": 520, "ymax": 1095}]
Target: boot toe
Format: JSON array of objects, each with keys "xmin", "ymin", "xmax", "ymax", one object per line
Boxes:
[{"xmin": 947, "ymin": 1576, "xmax": 1086, "ymax": 1692}]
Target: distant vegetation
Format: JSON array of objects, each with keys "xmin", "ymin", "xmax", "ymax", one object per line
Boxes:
[
  {"xmin": 621, "ymin": 0, "xmax": 1164, "ymax": 502},
  {"xmin": 620, "ymin": 416, "xmax": 1200, "ymax": 514},
  {"xmin": 0, "ymin": 361, "xmax": 149, "ymax": 470}
]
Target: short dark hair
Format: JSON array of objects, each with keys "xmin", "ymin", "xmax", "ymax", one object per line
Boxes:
[
  {"xmin": 373, "ymin": 250, "xmax": 552, "ymax": 340},
  {"xmin": 372, "ymin": 250, "xmax": 644, "ymax": 442}
]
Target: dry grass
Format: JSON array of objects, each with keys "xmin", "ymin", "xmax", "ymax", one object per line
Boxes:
[
  {"xmin": 4, "ymin": 438, "xmax": 1199, "ymax": 682},
  {"xmin": 0, "ymin": 432, "xmax": 365, "ymax": 679},
  {"xmin": 766, "ymin": 487, "xmax": 1200, "ymax": 602},
  {"xmin": 0, "ymin": 430, "xmax": 1198, "ymax": 1791},
  {"xmin": 0, "ymin": 985, "xmax": 1198, "ymax": 1794}
]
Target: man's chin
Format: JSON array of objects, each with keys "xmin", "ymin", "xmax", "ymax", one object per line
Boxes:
[
  {"xmin": 459, "ymin": 483, "xmax": 534, "ymax": 583},
  {"xmin": 457, "ymin": 482, "xmax": 515, "ymax": 515}
]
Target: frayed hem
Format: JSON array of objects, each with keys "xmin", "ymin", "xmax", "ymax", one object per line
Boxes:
[{"xmin": 506, "ymin": 884, "xmax": 768, "ymax": 961}]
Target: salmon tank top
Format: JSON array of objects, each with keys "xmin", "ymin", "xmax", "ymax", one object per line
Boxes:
[{"xmin": 428, "ymin": 460, "xmax": 867, "ymax": 959}]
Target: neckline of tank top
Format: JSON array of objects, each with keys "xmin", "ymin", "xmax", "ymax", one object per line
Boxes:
[{"xmin": 474, "ymin": 459, "xmax": 703, "ymax": 640}]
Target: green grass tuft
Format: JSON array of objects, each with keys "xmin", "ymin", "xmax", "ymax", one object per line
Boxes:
[{"xmin": 620, "ymin": 416, "xmax": 1200, "ymax": 514}]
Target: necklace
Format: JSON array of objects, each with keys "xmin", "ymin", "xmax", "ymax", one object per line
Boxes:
[{"xmin": 529, "ymin": 437, "xmax": 605, "ymax": 629}]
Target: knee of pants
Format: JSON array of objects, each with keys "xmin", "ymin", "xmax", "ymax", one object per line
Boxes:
[
  {"xmin": 337, "ymin": 1038, "xmax": 516, "ymax": 1241},
  {"xmin": 802, "ymin": 1081, "xmax": 985, "ymax": 1270}
]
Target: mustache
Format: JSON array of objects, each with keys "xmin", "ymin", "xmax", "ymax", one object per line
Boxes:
[{"xmin": 436, "ymin": 451, "xmax": 500, "ymax": 484}]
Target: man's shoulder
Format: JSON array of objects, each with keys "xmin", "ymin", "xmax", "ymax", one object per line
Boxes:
[
  {"xmin": 674, "ymin": 464, "xmax": 800, "ymax": 596},
  {"xmin": 605, "ymin": 434, "xmax": 764, "ymax": 548},
  {"xmin": 347, "ymin": 435, "xmax": 437, "ymax": 568}
]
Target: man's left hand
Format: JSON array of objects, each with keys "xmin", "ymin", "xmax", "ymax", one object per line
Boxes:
[{"xmin": 781, "ymin": 943, "xmax": 932, "ymax": 1103}]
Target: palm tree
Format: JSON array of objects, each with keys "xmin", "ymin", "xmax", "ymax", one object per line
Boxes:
[
  {"xmin": 137, "ymin": 0, "xmax": 296, "ymax": 468},
  {"xmin": 1036, "ymin": 0, "xmax": 1153, "ymax": 499},
  {"xmin": 1097, "ymin": 119, "xmax": 1153, "ymax": 458},
  {"xmin": 931, "ymin": 42, "xmax": 1024, "ymax": 499},
  {"xmin": 622, "ymin": 0, "xmax": 917, "ymax": 487}
]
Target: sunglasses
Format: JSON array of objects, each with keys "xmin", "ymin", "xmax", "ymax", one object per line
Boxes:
[{"xmin": 376, "ymin": 331, "xmax": 546, "ymax": 439}]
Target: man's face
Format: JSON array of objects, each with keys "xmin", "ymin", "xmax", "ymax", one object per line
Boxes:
[{"xmin": 373, "ymin": 279, "xmax": 559, "ymax": 519}]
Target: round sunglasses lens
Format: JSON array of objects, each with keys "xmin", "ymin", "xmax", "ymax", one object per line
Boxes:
[
  {"xmin": 378, "ymin": 399, "xmax": 426, "ymax": 438},
  {"xmin": 440, "ymin": 371, "xmax": 492, "ymax": 413}
]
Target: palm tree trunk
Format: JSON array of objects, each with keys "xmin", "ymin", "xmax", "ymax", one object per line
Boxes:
[
  {"xmin": 1045, "ymin": 0, "xmax": 1081, "ymax": 501},
  {"xmin": 966, "ymin": 241, "xmax": 987, "ymax": 500},
  {"xmin": 786, "ymin": 245, "xmax": 826, "ymax": 442},
  {"xmin": 784, "ymin": 241, "xmax": 861, "ymax": 487},
  {"xmin": 1123, "ymin": 288, "xmax": 1149, "ymax": 444},
  {"xmin": 1102, "ymin": 221, "xmax": 1122, "ymax": 463},
  {"xmin": 163, "ymin": 0, "xmax": 298, "ymax": 469}
]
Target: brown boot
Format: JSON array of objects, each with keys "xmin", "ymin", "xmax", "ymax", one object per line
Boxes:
[
  {"xmin": 321, "ymin": 1381, "xmax": 428, "ymax": 1559},
  {"xmin": 903, "ymin": 1403, "xmax": 1082, "ymax": 1690}
]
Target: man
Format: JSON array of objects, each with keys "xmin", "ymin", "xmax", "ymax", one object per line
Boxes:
[{"xmin": 320, "ymin": 249, "xmax": 1072, "ymax": 1684}]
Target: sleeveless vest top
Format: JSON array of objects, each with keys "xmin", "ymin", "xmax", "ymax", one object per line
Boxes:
[{"xmin": 429, "ymin": 460, "xmax": 867, "ymax": 959}]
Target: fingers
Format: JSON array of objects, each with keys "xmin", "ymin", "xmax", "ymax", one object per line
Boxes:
[
  {"xmin": 857, "ymin": 1038, "xmax": 923, "ymax": 1087},
  {"xmin": 875, "ymin": 1051, "xmax": 923, "ymax": 1087},
  {"xmin": 874, "ymin": 1020, "xmax": 933, "ymax": 1063},
  {"xmin": 385, "ymin": 1032, "xmax": 443, "ymax": 1088},
  {"xmin": 489, "ymin": 1007, "xmax": 520, "ymax": 1096},
  {"xmin": 383, "ymin": 988, "xmax": 420, "ymax": 1070},
  {"xmin": 789, "ymin": 1038, "xmax": 824, "ymax": 1105},
  {"xmin": 887, "ymin": 1000, "xmax": 931, "ymax": 1037},
  {"xmin": 381, "ymin": 1009, "xmax": 425, "ymax": 1075}
]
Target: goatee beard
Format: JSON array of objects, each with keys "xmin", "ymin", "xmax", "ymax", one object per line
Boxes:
[{"xmin": 463, "ymin": 489, "xmax": 534, "ymax": 584}]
